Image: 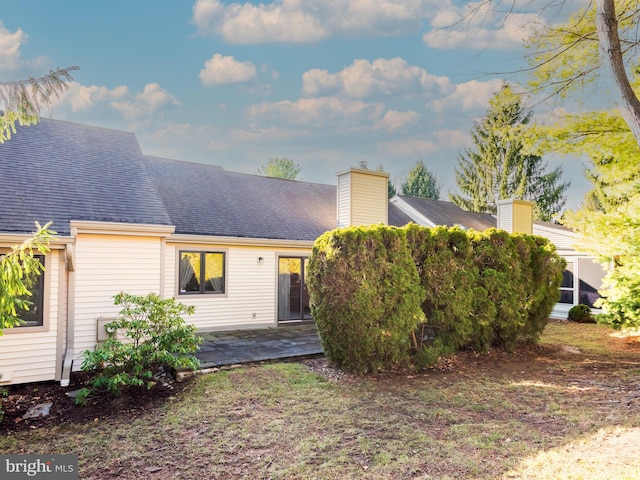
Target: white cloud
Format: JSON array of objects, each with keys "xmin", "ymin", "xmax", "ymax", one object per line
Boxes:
[
  {"xmin": 192, "ymin": 0, "xmax": 434, "ymax": 44},
  {"xmin": 378, "ymin": 110, "xmax": 420, "ymax": 134},
  {"xmin": 199, "ymin": 53, "xmax": 257, "ymax": 85},
  {"xmin": 376, "ymin": 137, "xmax": 438, "ymax": 157},
  {"xmin": 423, "ymin": 0, "xmax": 542, "ymax": 50},
  {"xmin": 303, "ymin": 58, "xmax": 451, "ymax": 98},
  {"xmin": 247, "ymin": 97, "xmax": 388, "ymax": 131},
  {"xmin": 0, "ymin": 20, "xmax": 26, "ymax": 71},
  {"xmin": 431, "ymin": 79, "xmax": 505, "ymax": 113},
  {"xmin": 55, "ymin": 82, "xmax": 128, "ymax": 111},
  {"xmin": 110, "ymin": 83, "xmax": 181, "ymax": 119},
  {"xmin": 432, "ymin": 129, "xmax": 471, "ymax": 149}
]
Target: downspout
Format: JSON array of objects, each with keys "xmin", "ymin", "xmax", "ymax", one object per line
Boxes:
[{"xmin": 60, "ymin": 243, "xmax": 76, "ymax": 387}]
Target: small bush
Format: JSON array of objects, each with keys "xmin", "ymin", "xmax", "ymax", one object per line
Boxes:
[
  {"xmin": 568, "ymin": 304, "xmax": 595, "ymax": 323},
  {"xmin": 76, "ymin": 292, "xmax": 201, "ymax": 405}
]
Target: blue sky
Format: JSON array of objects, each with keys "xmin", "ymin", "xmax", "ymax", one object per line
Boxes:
[{"xmin": 1, "ymin": 0, "xmax": 595, "ymax": 209}]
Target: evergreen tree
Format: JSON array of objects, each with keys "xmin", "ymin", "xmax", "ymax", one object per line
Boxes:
[
  {"xmin": 0, "ymin": 223, "xmax": 54, "ymax": 332},
  {"xmin": 401, "ymin": 160, "xmax": 441, "ymax": 200},
  {"xmin": 388, "ymin": 179, "xmax": 397, "ymax": 199},
  {"xmin": 1, "ymin": 67, "xmax": 78, "ymax": 143},
  {"xmin": 450, "ymin": 84, "xmax": 570, "ymax": 222}
]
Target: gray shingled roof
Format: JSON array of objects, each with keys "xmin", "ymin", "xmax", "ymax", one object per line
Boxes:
[
  {"xmin": 0, "ymin": 118, "xmax": 171, "ymax": 235},
  {"xmin": 0, "ymin": 118, "xmax": 421, "ymax": 240},
  {"xmin": 397, "ymin": 196, "xmax": 497, "ymax": 231},
  {"xmin": 143, "ymin": 156, "xmax": 339, "ymax": 241}
]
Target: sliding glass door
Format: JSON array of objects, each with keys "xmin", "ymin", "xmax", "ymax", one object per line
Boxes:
[{"xmin": 278, "ymin": 257, "xmax": 311, "ymax": 322}]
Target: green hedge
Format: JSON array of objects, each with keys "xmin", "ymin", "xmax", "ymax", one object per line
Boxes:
[
  {"xmin": 307, "ymin": 225, "xmax": 425, "ymax": 374},
  {"xmin": 307, "ymin": 224, "xmax": 565, "ymax": 373}
]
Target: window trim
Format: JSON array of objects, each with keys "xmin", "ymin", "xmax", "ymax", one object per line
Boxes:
[
  {"xmin": 1, "ymin": 252, "xmax": 50, "ymax": 334},
  {"xmin": 177, "ymin": 249, "xmax": 228, "ymax": 296}
]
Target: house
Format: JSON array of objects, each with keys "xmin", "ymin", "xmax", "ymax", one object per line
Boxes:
[{"xmin": 0, "ymin": 118, "xmax": 603, "ymax": 386}]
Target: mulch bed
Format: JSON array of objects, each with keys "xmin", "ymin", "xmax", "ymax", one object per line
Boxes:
[{"xmin": 0, "ymin": 372, "xmax": 188, "ymax": 433}]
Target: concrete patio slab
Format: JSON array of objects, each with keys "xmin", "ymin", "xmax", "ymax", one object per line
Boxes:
[{"xmin": 193, "ymin": 323, "xmax": 323, "ymax": 370}]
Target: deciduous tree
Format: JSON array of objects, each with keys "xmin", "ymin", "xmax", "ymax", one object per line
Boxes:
[{"xmin": 257, "ymin": 157, "xmax": 301, "ymax": 180}]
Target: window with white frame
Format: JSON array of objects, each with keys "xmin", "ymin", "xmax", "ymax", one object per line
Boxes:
[{"xmin": 559, "ymin": 257, "xmax": 606, "ymax": 308}]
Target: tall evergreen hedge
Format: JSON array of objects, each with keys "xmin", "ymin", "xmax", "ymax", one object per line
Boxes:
[
  {"xmin": 307, "ymin": 225, "xmax": 425, "ymax": 374},
  {"xmin": 307, "ymin": 223, "xmax": 565, "ymax": 373}
]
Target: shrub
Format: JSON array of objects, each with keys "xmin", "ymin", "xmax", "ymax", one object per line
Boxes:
[
  {"xmin": 471, "ymin": 229, "xmax": 527, "ymax": 351},
  {"xmin": 521, "ymin": 235, "xmax": 565, "ymax": 338},
  {"xmin": 307, "ymin": 225, "xmax": 425, "ymax": 374},
  {"xmin": 568, "ymin": 304, "xmax": 595, "ymax": 323},
  {"xmin": 76, "ymin": 292, "xmax": 201, "ymax": 405},
  {"xmin": 405, "ymin": 225, "xmax": 480, "ymax": 354}
]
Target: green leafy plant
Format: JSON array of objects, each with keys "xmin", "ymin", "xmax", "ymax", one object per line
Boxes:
[
  {"xmin": 76, "ymin": 292, "xmax": 201, "ymax": 405},
  {"xmin": 568, "ymin": 304, "xmax": 596, "ymax": 323},
  {"xmin": 0, "ymin": 222, "xmax": 54, "ymax": 331},
  {"xmin": 0, "ymin": 386, "xmax": 7, "ymax": 422}
]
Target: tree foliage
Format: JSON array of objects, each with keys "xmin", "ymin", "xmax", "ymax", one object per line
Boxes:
[
  {"xmin": 257, "ymin": 157, "xmax": 301, "ymax": 180},
  {"xmin": 400, "ymin": 160, "xmax": 441, "ymax": 200},
  {"xmin": 308, "ymin": 225, "xmax": 426, "ymax": 374},
  {"xmin": 525, "ymin": 1, "xmax": 640, "ymax": 328},
  {"xmin": 538, "ymin": 109, "xmax": 640, "ymax": 328},
  {"xmin": 0, "ymin": 66, "xmax": 78, "ymax": 143},
  {"xmin": 0, "ymin": 223, "xmax": 54, "ymax": 332},
  {"xmin": 450, "ymin": 84, "xmax": 569, "ymax": 221}
]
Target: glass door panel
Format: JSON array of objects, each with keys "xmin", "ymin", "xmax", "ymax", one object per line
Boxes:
[{"xmin": 278, "ymin": 257, "xmax": 311, "ymax": 322}]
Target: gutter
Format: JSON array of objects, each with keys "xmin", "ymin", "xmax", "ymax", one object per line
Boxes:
[{"xmin": 59, "ymin": 244, "xmax": 76, "ymax": 387}]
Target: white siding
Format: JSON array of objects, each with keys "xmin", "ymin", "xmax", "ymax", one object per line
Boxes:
[
  {"xmin": 0, "ymin": 250, "xmax": 62, "ymax": 385},
  {"xmin": 72, "ymin": 234, "xmax": 164, "ymax": 365},
  {"xmin": 166, "ymin": 244, "xmax": 311, "ymax": 330},
  {"xmin": 534, "ymin": 225, "xmax": 578, "ymax": 252},
  {"xmin": 336, "ymin": 168, "xmax": 388, "ymax": 228},
  {"xmin": 337, "ymin": 173, "xmax": 351, "ymax": 228},
  {"xmin": 497, "ymin": 199, "xmax": 533, "ymax": 235},
  {"xmin": 350, "ymin": 173, "xmax": 388, "ymax": 226}
]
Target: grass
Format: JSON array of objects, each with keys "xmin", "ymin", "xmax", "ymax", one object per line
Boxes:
[{"xmin": 2, "ymin": 320, "xmax": 640, "ymax": 479}]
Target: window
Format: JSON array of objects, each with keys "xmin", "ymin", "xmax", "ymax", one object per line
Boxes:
[
  {"xmin": 558, "ymin": 257, "xmax": 606, "ymax": 308},
  {"xmin": 16, "ymin": 255, "xmax": 45, "ymax": 327},
  {"xmin": 578, "ymin": 258, "xmax": 606, "ymax": 308},
  {"xmin": 559, "ymin": 262, "xmax": 575, "ymax": 304},
  {"xmin": 179, "ymin": 251, "xmax": 225, "ymax": 294}
]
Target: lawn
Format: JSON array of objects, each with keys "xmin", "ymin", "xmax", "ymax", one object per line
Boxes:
[{"xmin": 2, "ymin": 320, "xmax": 640, "ymax": 479}]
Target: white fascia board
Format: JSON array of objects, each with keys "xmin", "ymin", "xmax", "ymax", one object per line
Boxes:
[
  {"xmin": 389, "ymin": 196, "xmax": 436, "ymax": 227},
  {"xmin": 533, "ymin": 223, "xmax": 579, "ymax": 238},
  {"xmin": 70, "ymin": 220, "xmax": 175, "ymax": 237},
  {"xmin": 169, "ymin": 234, "xmax": 314, "ymax": 249},
  {"xmin": 0, "ymin": 234, "xmax": 73, "ymax": 248}
]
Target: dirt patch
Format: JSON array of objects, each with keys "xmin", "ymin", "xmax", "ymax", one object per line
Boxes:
[
  {"xmin": 1, "ymin": 372, "xmax": 188, "ymax": 433},
  {"xmin": 2, "ymin": 320, "xmax": 640, "ymax": 435}
]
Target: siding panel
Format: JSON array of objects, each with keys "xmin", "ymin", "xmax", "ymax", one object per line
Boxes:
[
  {"xmin": 72, "ymin": 234, "xmax": 163, "ymax": 367},
  {"xmin": 0, "ymin": 250, "xmax": 61, "ymax": 384}
]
